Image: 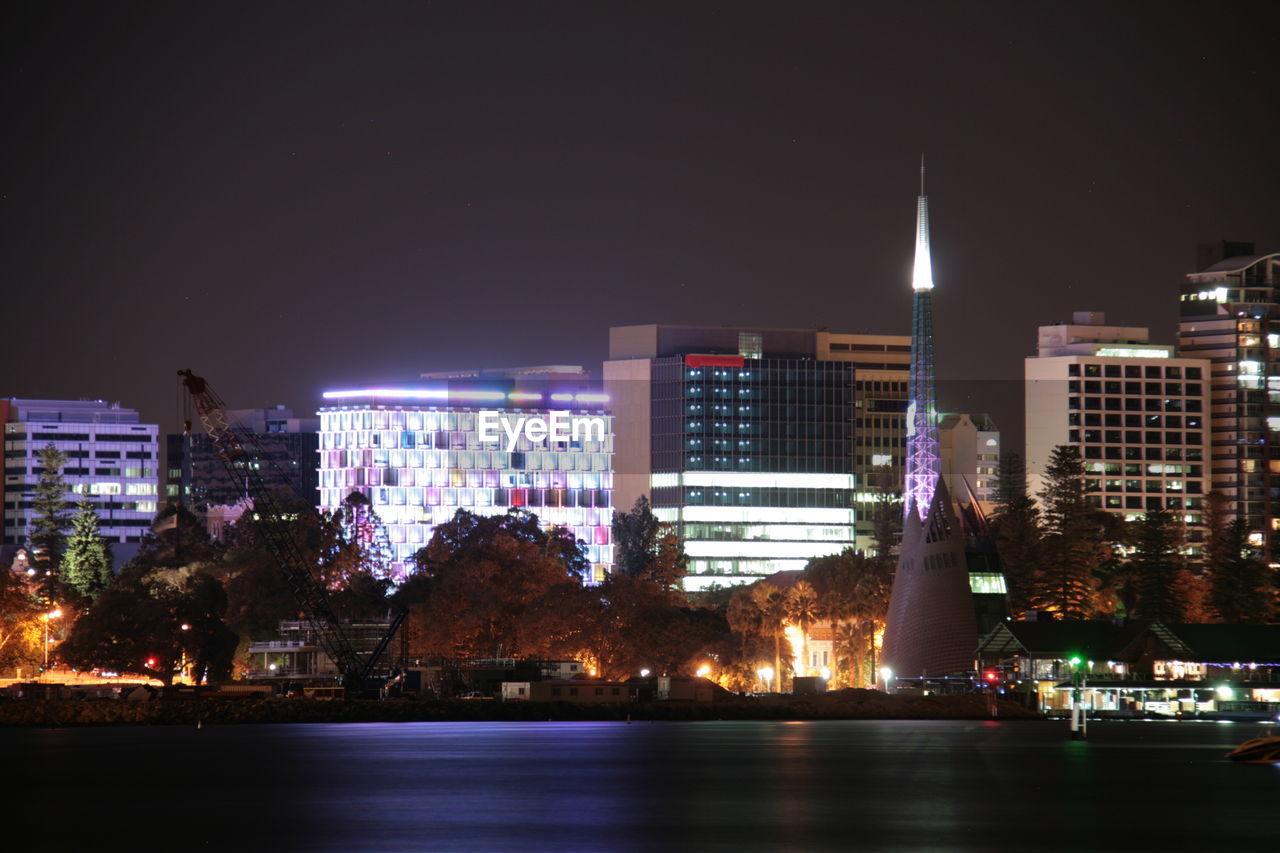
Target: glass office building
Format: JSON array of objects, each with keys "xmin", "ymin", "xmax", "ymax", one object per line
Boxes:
[{"xmin": 317, "ymin": 380, "xmax": 614, "ymax": 582}]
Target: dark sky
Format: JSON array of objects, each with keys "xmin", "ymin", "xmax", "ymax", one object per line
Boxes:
[{"xmin": 3, "ymin": 1, "xmax": 1279, "ymax": 443}]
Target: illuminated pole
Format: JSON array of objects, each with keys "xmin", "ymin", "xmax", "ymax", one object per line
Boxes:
[{"xmin": 41, "ymin": 608, "xmax": 62, "ymax": 681}]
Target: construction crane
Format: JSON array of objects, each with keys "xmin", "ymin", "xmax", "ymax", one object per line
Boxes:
[{"xmin": 178, "ymin": 370, "xmax": 405, "ymax": 693}]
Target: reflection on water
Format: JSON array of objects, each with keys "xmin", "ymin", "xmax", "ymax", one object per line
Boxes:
[{"xmin": 6, "ymin": 720, "xmax": 1279, "ymax": 851}]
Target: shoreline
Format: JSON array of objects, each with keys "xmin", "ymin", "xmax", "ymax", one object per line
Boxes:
[{"xmin": 0, "ymin": 692, "xmax": 1041, "ymax": 727}]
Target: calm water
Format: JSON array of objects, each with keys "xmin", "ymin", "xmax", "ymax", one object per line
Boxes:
[{"xmin": 6, "ymin": 719, "xmax": 1279, "ymax": 851}]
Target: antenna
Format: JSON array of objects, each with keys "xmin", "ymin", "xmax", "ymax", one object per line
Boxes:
[{"xmin": 920, "ymin": 155, "xmax": 926, "ymax": 196}]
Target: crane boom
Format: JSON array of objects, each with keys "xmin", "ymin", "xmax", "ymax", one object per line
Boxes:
[{"xmin": 178, "ymin": 369, "xmax": 399, "ymax": 687}]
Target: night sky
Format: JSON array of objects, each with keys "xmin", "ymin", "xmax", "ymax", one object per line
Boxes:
[{"xmin": 3, "ymin": 1, "xmax": 1278, "ymax": 445}]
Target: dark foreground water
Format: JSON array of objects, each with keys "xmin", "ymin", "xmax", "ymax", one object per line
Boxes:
[{"xmin": 6, "ymin": 719, "xmax": 1279, "ymax": 851}]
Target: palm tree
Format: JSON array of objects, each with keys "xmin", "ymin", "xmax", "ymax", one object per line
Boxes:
[
  {"xmin": 785, "ymin": 580, "xmax": 819, "ymax": 680},
  {"xmin": 831, "ymin": 621, "xmax": 865, "ymax": 688},
  {"xmin": 750, "ymin": 582, "xmax": 788, "ymax": 691}
]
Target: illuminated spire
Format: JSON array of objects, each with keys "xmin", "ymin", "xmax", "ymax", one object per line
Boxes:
[
  {"xmin": 912, "ymin": 158, "xmax": 934, "ymax": 291},
  {"xmin": 904, "ymin": 165, "xmax": 941, "ymax": 520}
]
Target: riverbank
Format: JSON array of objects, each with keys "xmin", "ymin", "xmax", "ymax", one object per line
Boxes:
[{"xmin": 0, "ymin": 688, "xmax": 1039, "ymax": 726}]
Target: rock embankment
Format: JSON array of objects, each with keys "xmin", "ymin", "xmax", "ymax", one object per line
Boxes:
[{"xmin": 0, "ymin": 688, "xmax": 1038, "ymax": 727}]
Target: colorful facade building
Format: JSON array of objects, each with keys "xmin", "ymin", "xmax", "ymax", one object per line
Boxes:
[{"xmin": 316, "ymin": 369, "xmax": 614, "ymax": 581}]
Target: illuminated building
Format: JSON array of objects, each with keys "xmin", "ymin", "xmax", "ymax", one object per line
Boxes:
[
  {"xmin": 1178, "ymin": 244, "xmax": 1280, "ymax": 559},
  {"xmin": 1026, "ymin": 312, "xmax": 1211, "ymax": 548},
  {"xmin": 316, "ymin": 369, "xmax": 614, "ymax": 581},
  {"xmin": 166, "ymin": 405, "xmax": 319, "ymax": 510},
  {"xmin": 882, "ymin": 171, "xmax": 990, "ymax": 679},
  {"xmin": 1, "ymin": 398, "xmax": 159, "ymax": 566},
  {"xmin": 604, "ymin": 325, "xmax": 910, "ymax": 590}
]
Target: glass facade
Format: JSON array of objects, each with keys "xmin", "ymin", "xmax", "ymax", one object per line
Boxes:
[
  {"xmin": 317, "ymin": 397, "xmax": 614, "ymax": 581},
  {"xmin": 648, "ymin": 355, "xmax": 856, "ymax": 589}
]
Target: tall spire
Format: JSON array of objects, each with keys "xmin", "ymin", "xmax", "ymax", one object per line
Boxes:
[{"xmin": 904, "ymin": 168, "xmax": 941, "ymax": 520}]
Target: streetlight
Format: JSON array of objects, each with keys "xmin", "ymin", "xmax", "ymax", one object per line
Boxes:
[
  {"xmin": 880, "ymin": 666, "xmax": 894, "ymax": 693},
  {"xmin": 696, "ymin": 664, "xmax": 711, "ymax": 678},
  {"xmin": 756, "ymin": 665, "xmax": 774, "ymax": 692},
  {"xmin": 40, "ymin": 608, "xmax": 62, "ymax": 681}
]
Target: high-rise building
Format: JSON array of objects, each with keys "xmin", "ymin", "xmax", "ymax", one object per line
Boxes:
[
  {"xmin": 883, "ymin": 173, "xmax": 993, "ymax": 679},
  {"xmin": 2, "ymin": 398, "xmax": 159, "ymax": 566},
  {"xmin": 316, "ymin": 367, "xmax": 614, "ymax": 581},
  {"xmin": 604, "ymin": 325, "xmax": 909, "ymax": 590},
  {"xmin": 938, "ymin": 413, "xmax": 1000, "ymax": 514},
  {"xmin": 1026, "ymin": 312, "xmax": 1211, "ymax": 547},
  {"xmin": 166, "ymin": 405, "xmax": 319, "ymax": 510},
  {"xmin": 1178, "ymin": 244, "xmax": 1280, "ymax": 559}
]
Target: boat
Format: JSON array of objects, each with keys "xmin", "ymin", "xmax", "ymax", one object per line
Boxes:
[{"xmin": 1226, "ymin": 735, "xmax": 1280, "ymax": 763}]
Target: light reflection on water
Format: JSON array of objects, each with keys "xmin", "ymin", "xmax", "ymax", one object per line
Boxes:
[{"xmin": 6, "ymin": 719, "xmax": 1279, "ymax": 852}]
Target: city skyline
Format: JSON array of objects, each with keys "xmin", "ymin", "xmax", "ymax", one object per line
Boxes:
[{"xmin": 3, "ymin": 2, "xmax": 1278, "ymax": 438}]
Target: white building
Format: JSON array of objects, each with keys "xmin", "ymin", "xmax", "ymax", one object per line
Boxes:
[
  {"xmin": 1, "ymin": 398, "xmax": 160, "ymax": 563},
  {"xmin": 1024, "ymin": 312, "xmax": 1211, "ymax": 547},
  {"xmin": 317, "ymin": 370, "xmax": 614, "ymax": 582},
  {"xmin": 938, "ymin": 413, "xmax": 1000, "ymax": 515}
]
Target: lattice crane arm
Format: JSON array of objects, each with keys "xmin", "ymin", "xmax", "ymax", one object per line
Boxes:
[{"xmin": 178, "ymin": 369, "xmax": 380, "ymax": 684}]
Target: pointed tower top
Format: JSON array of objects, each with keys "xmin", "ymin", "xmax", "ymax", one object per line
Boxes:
[{"xmin": 912, "ymin": 161, "xmax": 934, "ymax": 292}]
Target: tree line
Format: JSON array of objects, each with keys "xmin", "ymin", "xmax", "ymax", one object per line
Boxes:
[{"xmin": 991, "ymin": 446, "xmax": 1278, "ymax": 623}]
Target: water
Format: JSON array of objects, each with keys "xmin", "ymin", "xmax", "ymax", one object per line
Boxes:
[{"xmin": 6, "ymin": 719, "xmax": 1278, "ymax": 851}]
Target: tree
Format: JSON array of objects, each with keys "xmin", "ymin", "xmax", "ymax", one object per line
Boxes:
[
  {"xmin": 62, "ymin": 494, "xmax": 114, "ymax": 600},
  {"xmin": 750, "ymin": 582, "xmax": 788, "ymax": 690},
  {"xmin": 803, "ymin": 549, "xmax": 893, "ymax": 688},
  {"xmin": 612, "ymin": 496, "xmax": 660, "ymax": 579},
  {"xmin": 0, "ymin": 565, "xmax": 43, "ymax": 677},
  {"xmin": 1128, "ymin": 508, "xmax": 1186, "ymax": 622},
  {"xmin": 1209, "ymin": 519, "xmax": 1272, "ymax": 623},
  {"xmin": 1031, "ymin": 445, "xmax": 1100, "ymax": 619},
  {"xmin": 406, "ymin": 509, "xmax": 587, "ymax": 657},
  {"xmin": 989, "ymin": 452, "xmax": 1042, "ymax": 616},
  {"xmin": 785, "ymin": 580, "xmax": 819, "ymax": 680},
  {"xmin": 30, "ymin": 444, "xmax": 70, "ymax": 596},
  {"xmin": 59, "ymin": 566, "xmax": 238, "ymax": 684}
]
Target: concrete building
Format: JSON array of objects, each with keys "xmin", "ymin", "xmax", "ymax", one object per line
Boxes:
[
  {"xmin": 1025, "ymin": 312, "xmax": 1211, "ymax": 548},
  {"xmin": 604, "ymin": 325, "xmax": 910, "ymax": 590},
  {"xmin": 166, "ymin": 404, "xmax": 319, "ymax": 510},
  {"xmin": 1, "ymin": 398, "xmax": 159, "ymax": 566},
  {"xmin": 938, "ymin": 413, "xmax": 1000, "ymax": 514},
  {"xmin": 1178, "ymin": 244, "xmax": 1280, "ymax": 559},
  {"xmin": 317, "ymin": 367, "xmax": 613, "ymax": 581}
]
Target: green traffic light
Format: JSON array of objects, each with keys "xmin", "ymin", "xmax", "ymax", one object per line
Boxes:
[{"xmin": 1068, "ymin": 656, "xmax": 1082, "ymax": 667}]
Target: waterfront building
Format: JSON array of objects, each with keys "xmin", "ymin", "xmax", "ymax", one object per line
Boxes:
[
  {"xmin": 166, "ymin": 404, "xmax": 319, "ymax": 510},
  {"xmin": 1177, "ymin": 243, "xmax": 1280, "ymax": 560},
  {"xmin": 317, "ymin": 367, "xmax": 613, "ymax": 581},
  {"xmin": 882, "ymin": 173, "xmax": 995, "ymax": 679},
  {"xmin": 976, "ymin": 619, "xmax": 1280, "ymax": 718},
  {"xmin": 1, "ymin": 398, "xmax": 159, "ymax": 566},
  {"xmin": 604, "ymin": 325, "xmax": 909, "ymax": 590},
  {"xmin": 1026, "ymin": 312, "xmax": 1211, "ymax": 549}
]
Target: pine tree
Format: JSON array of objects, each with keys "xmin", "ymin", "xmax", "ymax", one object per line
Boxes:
[
  {"xmin": 30, "ymin": 444, "xmax": 71, "ymax": 597},
  {"xmin": 62, "ymin": 493, "xmax": 115, "ymax": 600},
  {"xmin": 1129, "ymin": 507, "xmax": 1185, "ymax": 622},
  {"xmin": 1031, "ymin": 445, "xmax": 1099, "ymax": 619},
  {"xmin": 1209, "ymin": 519, "xmax": 1272, "ymax": 623},
  {"xmin": 989, "ymin": 452, "xmax": 1042, "ymax": 616},
  {"xmin": 611, "ymin": 496, "xmax": 660, "ymax": 579}
]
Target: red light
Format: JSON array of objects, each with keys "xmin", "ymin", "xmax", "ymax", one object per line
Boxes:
[
  {"xmin": 146, "ymin": 658, "xmax": 157, "ymax": 668},
  {"xmin": 984, "ymin": 670, "xmax": 998, "ymax": 682}
]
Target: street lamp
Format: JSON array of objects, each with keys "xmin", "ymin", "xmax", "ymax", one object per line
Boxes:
[
  {"xmin": 756, "ymin": 665, "xmax": 774, "ymax": 692},
  {"xmin": 40, "ymin": 608, "xmax": 62, "ymax": 681}
]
